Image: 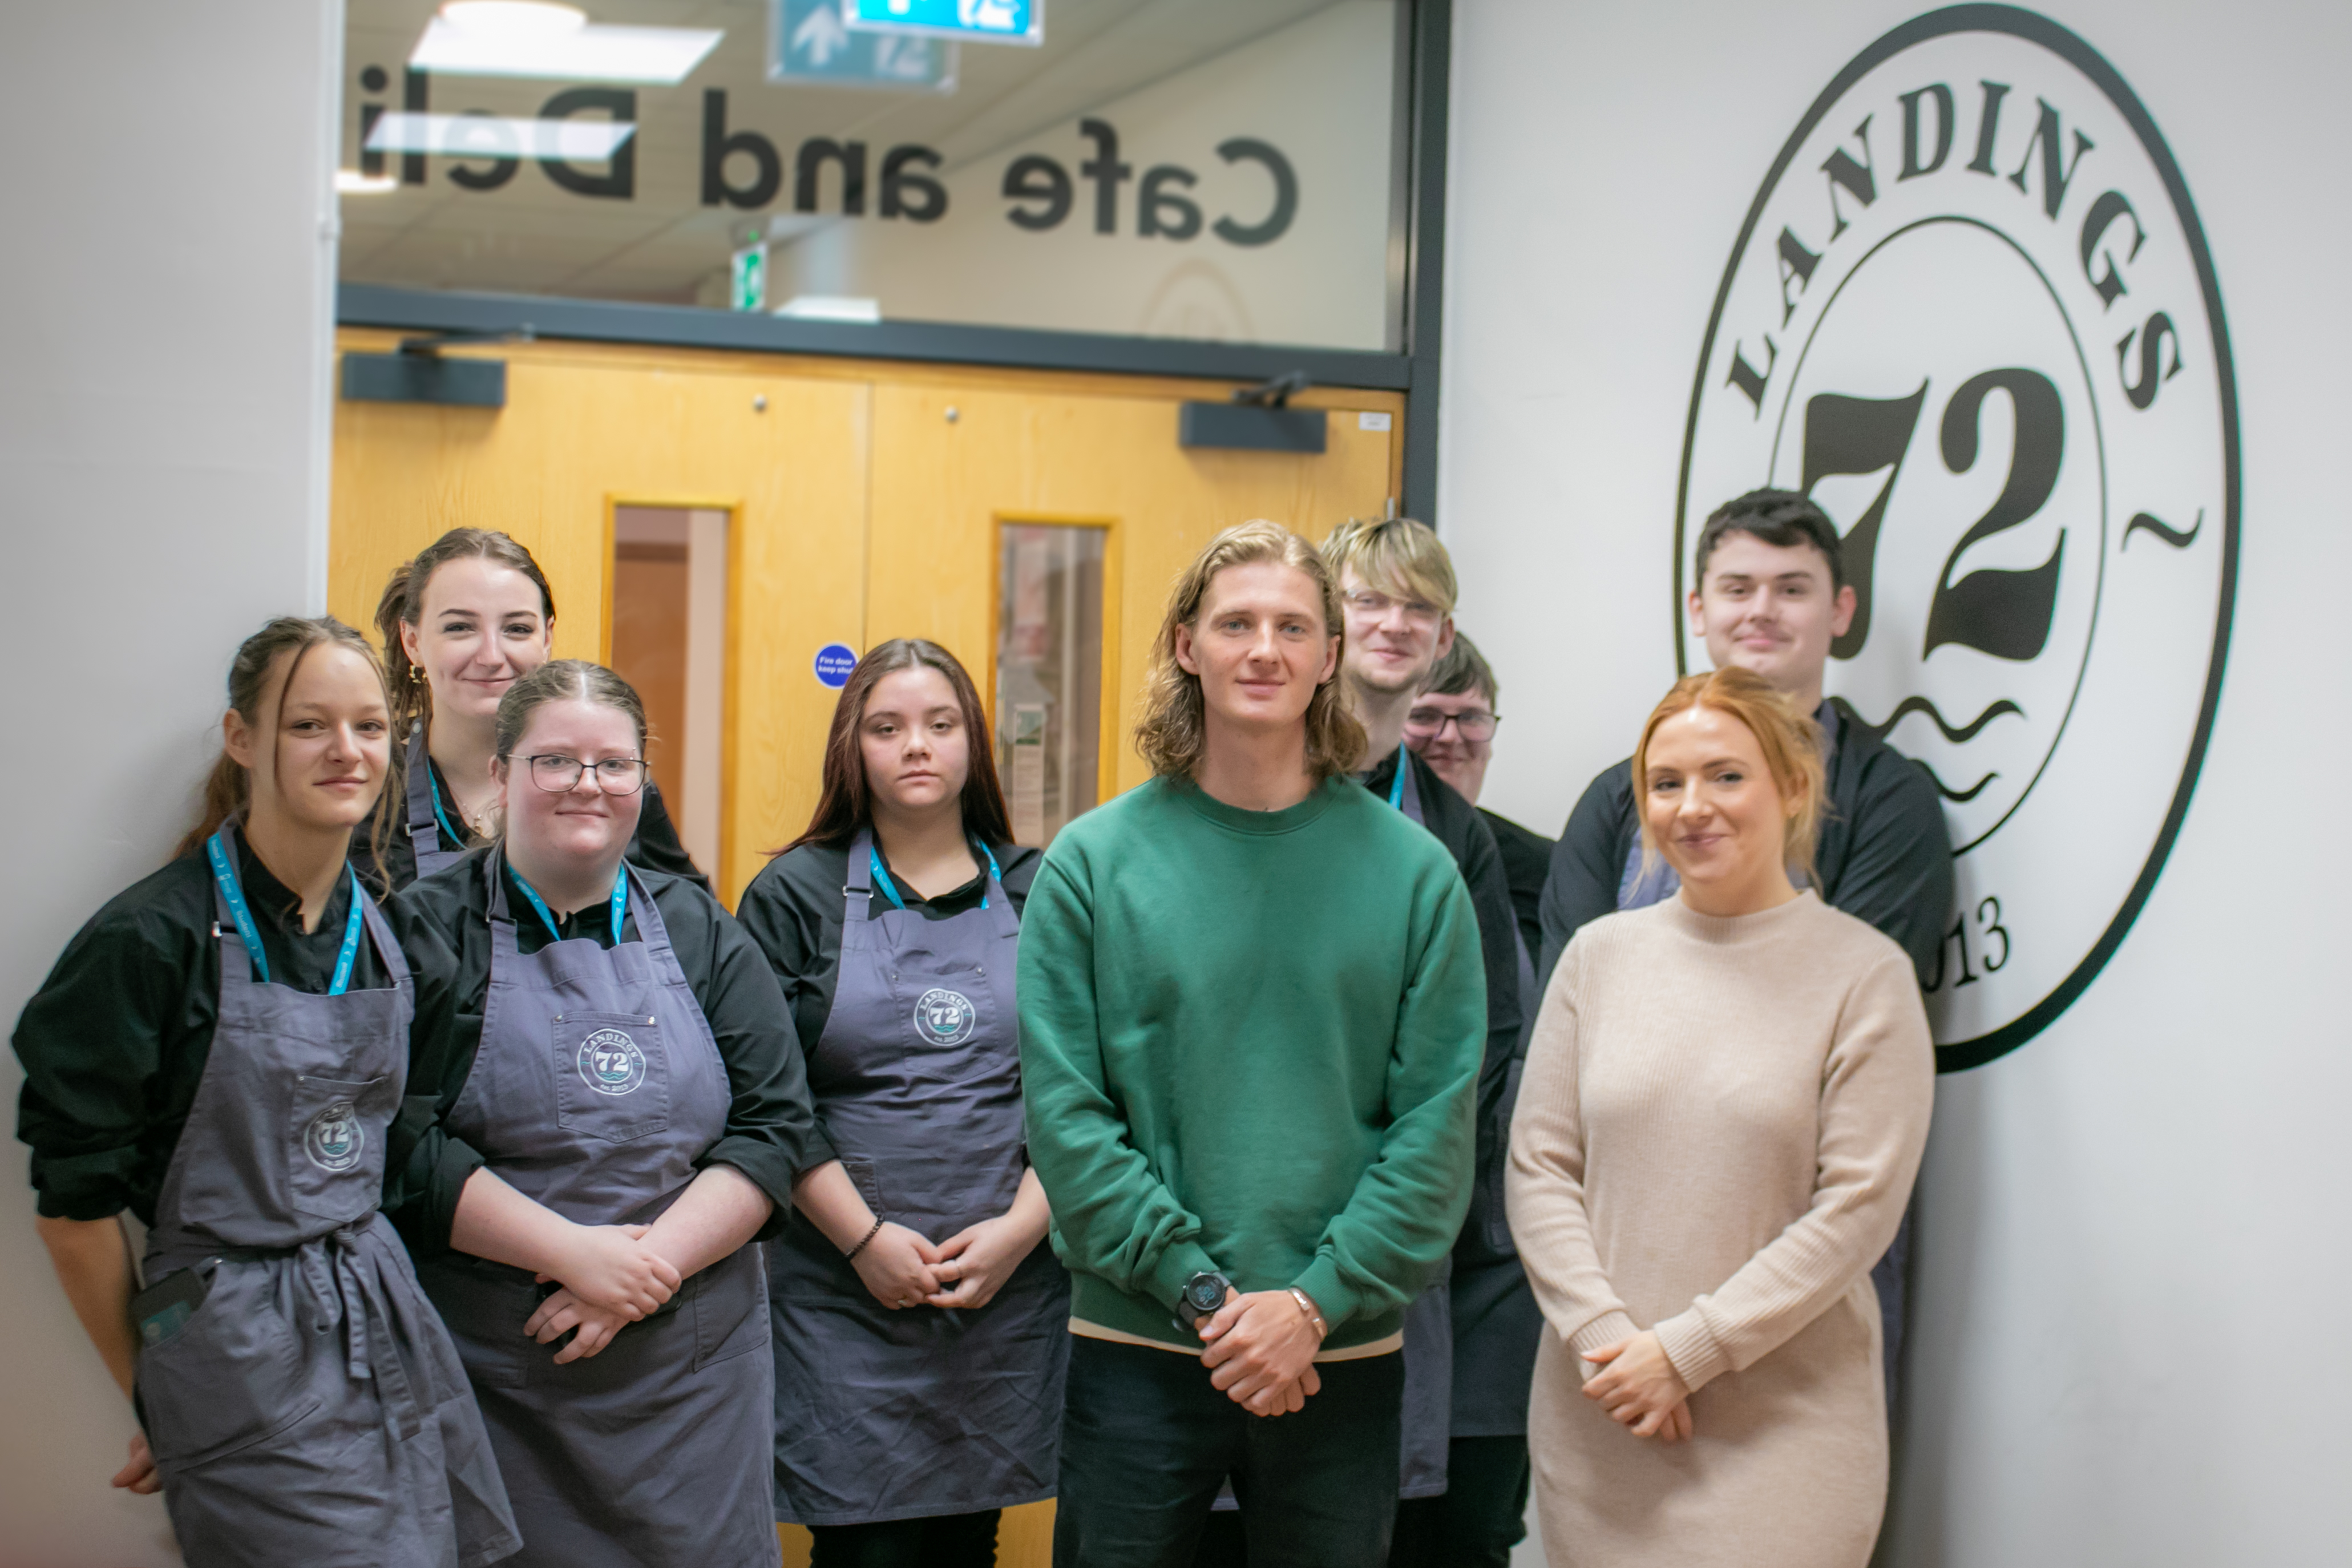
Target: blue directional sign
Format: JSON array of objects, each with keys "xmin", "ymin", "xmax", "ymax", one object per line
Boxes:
[
  {"xmin": 813, "ymin": 643, "xmax": 859, "ymax": 689},
  {"xmin": 844, "ymin": 0, "xmax": 1043, "ymax": 49},
  {"xmin": 770, "ymin": 0, "xmax": 959, "ymax": 91}
]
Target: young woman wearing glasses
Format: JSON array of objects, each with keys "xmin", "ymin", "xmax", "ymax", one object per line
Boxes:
[
  {"xmin": 383, "ymin": 660, "xmax": 815, "ymax": 1568},
  {"xmin": 359, "ymin": 528, "xmax": 706, "ymax": 894}
]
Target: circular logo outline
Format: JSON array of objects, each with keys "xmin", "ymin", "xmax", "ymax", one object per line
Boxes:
[
  {"xmin": 1672, "ymin": 6, "xmax": 2239, "ymax": 1072},
  {"xmin": 576, "ymin": 1027, "xmax": 649, "ymax": 1097},
  {"xmin": 305, "ymin": 1100, "xmax": 365, "ymax": 1173},
  {"xmin": 911, "ymin": 987, "xmax": 979, "ymax": 1048}
]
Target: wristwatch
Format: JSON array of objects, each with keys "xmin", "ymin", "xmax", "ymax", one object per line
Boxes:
[{"xmin": 1175, "ymin": 1269, "xmax": 1234, "ymax": 1331}]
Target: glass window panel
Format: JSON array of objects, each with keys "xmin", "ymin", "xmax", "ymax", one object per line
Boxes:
[
  {"xmin": 340, "ymin": 1, "xmax": 1404, "ymax": 349},
  {"xmin": 996, "ymin": 523, "xmax": 1105, "ymax": 846}
]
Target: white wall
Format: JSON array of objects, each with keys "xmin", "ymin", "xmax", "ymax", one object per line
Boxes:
[
  {"xmin": 1444, "ymin": 2, "xmax": 2351, "ymax": 1562},
  {"xmin": 0, "ymin": 4, "xmax": 342, "ymax": 1562}
]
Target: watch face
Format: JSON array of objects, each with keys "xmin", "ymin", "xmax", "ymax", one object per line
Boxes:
[{"xmin": 1185, "ymin": 1275, "xmax": 1223, "ymax": 1312}]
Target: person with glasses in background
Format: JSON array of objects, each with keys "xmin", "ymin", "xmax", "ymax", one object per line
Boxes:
[
  {"xmin": 384, "ymin": 661, "xmax": 815, "ymax": 1568},
  {"xmin": 1314, "ymin": 520, "xmax": 1530, "ymax": 1568},
  {"xmin": 1408, "ymin": 634, "xmax": 1553, "ymax": 974}
]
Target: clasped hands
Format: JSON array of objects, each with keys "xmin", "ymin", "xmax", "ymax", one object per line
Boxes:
[
  {"xmin": 851, "ymin": 1215, "xmax": 1031, "ymax": 1314},
  {"xmin": 1581, "ymin": 1329, "xmax": 1694, "ymax": 1442},
  {"xmin": 523, "ymin": 1221, "xmax": 679, "ymax": 1364},
  {"xmin": 1194, "ymin": 1288, "xmax": 1325, "ymax": 1419}
]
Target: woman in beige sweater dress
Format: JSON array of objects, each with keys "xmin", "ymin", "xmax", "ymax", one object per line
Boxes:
[{"xmin": 1506, "ymin": 668, "xmax": 1933, "ymax": 1567}]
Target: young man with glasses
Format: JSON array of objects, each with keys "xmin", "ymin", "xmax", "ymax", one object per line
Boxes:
[
  {"xmin": 1020, "ymin": 522, "xmax": 1485, "ymax": 1567},
  {"xmin": 1321, "ymin": 518, "xmax": 1535, "ymax": 1568},
  {"xmin": 1408, "ymin": 633, "xmax": 1553, "ymax": 967},
  {"xmin": 1536, "ymin": 487, "xmax": 1954, "ymax": 1420}
]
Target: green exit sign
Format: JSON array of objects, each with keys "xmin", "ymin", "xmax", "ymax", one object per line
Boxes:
[{"xmin": 730, "ymin": 244, "xmax": 766, "ymax": 312}]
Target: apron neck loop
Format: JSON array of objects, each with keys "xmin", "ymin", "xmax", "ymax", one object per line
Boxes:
[{"xmin": 207, "ymin": 818, "xmax": 367, "ymax": 995}]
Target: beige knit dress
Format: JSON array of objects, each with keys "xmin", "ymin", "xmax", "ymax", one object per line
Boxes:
[{"xmin": 1506, "ymin": 891, "xmax": 1933, "ymax": 1568}]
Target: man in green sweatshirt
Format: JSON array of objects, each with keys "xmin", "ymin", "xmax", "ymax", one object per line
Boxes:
[{"xmin": 1020, "ymin": 520, "xmax": 1487, "ymax": 1567}]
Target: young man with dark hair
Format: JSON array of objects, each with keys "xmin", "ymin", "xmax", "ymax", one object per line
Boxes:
[
  {"xmin": 1321, "ymin": 519, "xmax": 1532, "ymax": 1568},
  {"xmin": 1537, "ymin": 486, "xmax": 1954, "ymax": 1413},
  {"xmin": 1021, "ymin": 522, "xmax": 1486, "ymax": 1568}
]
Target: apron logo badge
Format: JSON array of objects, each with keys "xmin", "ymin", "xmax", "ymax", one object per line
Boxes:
[
  {"xmin": 577, "ymin": 1027, "xmax": 650, "ymax": 1096},
  {"xmin": 912, "ymin": 988, "xmax": 977, "ymax": 1047},
  {"xmin": 305, "ymin": 1101, "xmax": 365, "ymax": 1173}
]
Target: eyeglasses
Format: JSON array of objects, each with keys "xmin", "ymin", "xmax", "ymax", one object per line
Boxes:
[
  {"xmin": 1342, "ymin": 588, "xmax": 1445, "ymax": 627},
  {"xmin": 523, "ymin": 754, "xmax": 648, "ymax": 794},
  {"xmin": 1403, "ymin": 707, "xmax": 1500, "ymax": 742}
]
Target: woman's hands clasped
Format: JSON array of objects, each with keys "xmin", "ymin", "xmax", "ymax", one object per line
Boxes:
[
  {"xmin": 852, "ymin": 1222, "xmax": 948, "ymax": 1310},
  {"xmin": 1582, "ymin": 1329, "xmax": 1695, "ymax": 1442}
]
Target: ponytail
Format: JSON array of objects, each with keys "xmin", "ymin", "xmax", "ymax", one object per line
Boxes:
[{"xmin": 176, "ymin": 617, "xmax": 391, "ymax": 869}]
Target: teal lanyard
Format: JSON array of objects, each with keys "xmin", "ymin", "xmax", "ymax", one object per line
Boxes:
[
  {"xmin": 205, "ymin": 830, "xmax": 366, "ymax": 994},
  {"xmin": 509, "ymin": 862, "xmax": 630, "ymax": 945},
  {"xmin": 425, "ymin": 762, "xmax": 468, "ymax": 846},
  {"xmin": 870, "ymin": 839, "xmax": 1003, "ymax": 912},
  {"xmin": 1387, "ymin": 742, "xmax": 1409, "ymax": 810}
]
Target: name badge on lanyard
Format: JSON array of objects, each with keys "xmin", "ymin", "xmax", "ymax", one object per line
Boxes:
[{"xmin": 205, "ymin": 830, "xmax": 366, "ymax": 994}]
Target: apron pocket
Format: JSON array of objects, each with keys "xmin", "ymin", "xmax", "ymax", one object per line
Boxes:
[
  {"xmin": 136, "ymin": 1261, "xmax": 320, "ymax": 1468},
  {"xmin": 838, "ymin": 1155, "xmax": 888, "ymax": 1219},
  {"xmin": 692, "ymin": 1246, "xmax": 767, "ymax": 1371},
  {"xmin": 553, "ymin": 1009, "xmax": 672, "ymax": 1144},
  {"xmin": 288, "ymin": 1073, "xmax": 391, "ymax": 1222}
]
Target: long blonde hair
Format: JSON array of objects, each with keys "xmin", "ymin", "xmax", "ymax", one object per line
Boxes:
[
  {"xmin": 1134, "ymin": 520, "xmax": 1367, "ymax": 782},
  {"xmin": 1632, "ymin": 667, "xmax": 1825, "ymax": 883}
]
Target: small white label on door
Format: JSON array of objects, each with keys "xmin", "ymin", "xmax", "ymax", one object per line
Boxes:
[{"xmin": 1357, "ymin": 411, "xmax": 1393, "ymax": 431}]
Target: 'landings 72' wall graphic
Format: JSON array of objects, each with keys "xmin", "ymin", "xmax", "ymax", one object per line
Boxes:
[{"xmin": 1676, "ymin": 5, "xmax": 2238, "ymax": 1070}]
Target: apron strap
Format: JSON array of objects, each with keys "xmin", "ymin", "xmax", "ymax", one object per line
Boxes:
[
  {"xmin": 403, "ymin": 726, "xmax": 452, "ymax": 857},
  {"xmin": 842, "ymin": 826, "xmax": 880, "ymax": 926}
]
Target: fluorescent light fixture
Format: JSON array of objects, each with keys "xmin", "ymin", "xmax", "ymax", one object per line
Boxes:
[
  {"xmin": 411, "ymin": 9, "xmax": 723, "ymax": 84},
  {"xmin": 365, "ymin": 112, "xmax": 635, "ymax": 161},
  {"xmin": 336, "ymin": 169, "xmax": 401, "ymax": 193},
  {"xmin": 775, "ymin": 296, "xmax": 882, "ymax": 324}
]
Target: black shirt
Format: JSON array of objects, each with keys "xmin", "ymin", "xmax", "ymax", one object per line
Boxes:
[
  {"xmin": 1361, "ymin": 746, "xmax": 1525, "ymax": 1268},
  {"xmin": 14, "ymin": 838, "xmax": 394, "ymax": 1223},
  {"xmin": 733, "ymin": 835, "xmax": 1041, "ymax": 1062},
  {"xmin": 1537, "ymin": 702, "xmax": 1957, "ymax": 995},
  {"xmin": 353, "ymin": 751, "xmax": 708, "ymax": 898},
  {"xmin": 382, "ymin": 850, "xmax": 814, "ymax": 1257},
  {"xmin": 1478, "ymin": 807, "xmax": 1555, "ymax": 965}
]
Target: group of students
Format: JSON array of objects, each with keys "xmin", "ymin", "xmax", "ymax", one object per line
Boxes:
[{"xmin": 15, "ymin": 488, "xmax": 1949, "ymax": 1568}]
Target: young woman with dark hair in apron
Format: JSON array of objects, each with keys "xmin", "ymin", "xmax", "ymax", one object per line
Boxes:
[
  {"xmin": 735, "ymin": 638, "xmax": 1069, "ymax": 1567},
  {"xmin": 357, "ymin": 528, "xmax": 706, "ymax": 894},
  {"xmin": 14, "ymin": 616, "xmax": 519, "ymax": 1568},
  {"xmin": 383, "ymin": 659, "xmax": 815, "ymax": 1568}
]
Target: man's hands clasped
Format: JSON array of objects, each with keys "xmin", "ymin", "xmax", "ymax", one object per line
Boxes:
[{"xmin": 1196, "ymin": 1287, "xmax": 1325, "ymax": 1417}]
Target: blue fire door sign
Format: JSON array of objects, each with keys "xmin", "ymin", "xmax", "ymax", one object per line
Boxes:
[
  {"xmin": 814, "ymin": 643, "xmax": 859, "ymax": 688},
  {"xmin": 844, "ymin": 0, "xmax": 1043, "ymax": 49},
  {"xmin": 770, "ymin": 0, "xmax": 959, "ymax": 91}
]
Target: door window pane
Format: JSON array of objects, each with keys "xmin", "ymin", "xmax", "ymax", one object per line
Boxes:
[
  {"xmin": 340, "ymin": 0, "xmax": 1405, "ymax": 350},
  {"xmin": 610, "ymin": 505, "xmax": 728, "ymax": 872},
  {"xmin": 997, "ymin": 523, "xmax": 1105, "ymax": 846}
]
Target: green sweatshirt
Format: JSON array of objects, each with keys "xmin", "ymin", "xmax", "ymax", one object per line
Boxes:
[{"xmin": 1017, "ymin": 773, "xmax": 1486, "ymax": 1351}]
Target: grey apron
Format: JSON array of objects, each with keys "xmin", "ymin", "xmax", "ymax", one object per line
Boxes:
[
  {"xmin": 138, "ymin": 818, "xmax": 519, "ymax": 1568},
  {"xmin": 769, "ymin": 829, "xmax": 1069, "ymax": 1526},
  {"xmin": 404, "ymin": 727, "xmax": 471, "ymax": 880},
  {"xmin": 413, "ymin": 851, "xmax": 778, "ymax": 1568},
  {"xmin": 1385, "ymin": 749, "xmax": 1454, "ymax": 1500}
]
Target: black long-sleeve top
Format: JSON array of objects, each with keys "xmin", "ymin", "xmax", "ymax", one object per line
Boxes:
[
  {"xmin": 733, "ymin": 834, "xmax": 1040, "ymax": 1173},
  {"xmin": 1537, "ymin": 701, "xmax": 1957, "ymax": 997},
  {"xmin": 13, "ymin": 840, "xmax": 393, "ymax": 1223},
  {"xmin": 1477, "ymin": 806, "xmax": 1555, "ymax": 965},
  {"xmin": 351, "ymin": 749, "xmax": 708, "ymax": 898},
  {"xmin": 1363, "ymin": 746, "xmax": 1525, "ymax": 1267},
  {"xmin": 381, "ymin": 850, "xmax": 814, "ymax": 1257}
]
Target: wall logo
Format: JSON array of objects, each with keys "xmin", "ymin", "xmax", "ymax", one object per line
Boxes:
[
  {"xmin": 305, "ymin": 1101, "xmax": 365, "ymax": 1173},
  {"xmin": 913, "ymin": 988, "xmax": 979, "ymax": 1048},
  {"xmin": 577, "ymin": 1028, "xmax": 649, "ymax": 1096},
  {"xmin": 1677, "ymin": 7, "xmax": 2236, "ymax": 1070}
]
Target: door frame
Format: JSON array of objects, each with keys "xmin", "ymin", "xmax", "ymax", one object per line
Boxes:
[{"xmin": 336, "ymin": 0, "xmax": 1456, "ymax": 526}]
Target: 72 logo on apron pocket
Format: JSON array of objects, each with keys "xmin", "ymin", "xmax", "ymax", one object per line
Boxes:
[
  {"xmin": 577, "ymin": 1027, "xmax": 650, "ymax": 1096},
  {"xmin": 304, "ymin": 1101, "xmax": 365, "ymax": 1173},
  {"xmin": 912, "ymin": 988, "xmax": 978, "ymax": 1048}
]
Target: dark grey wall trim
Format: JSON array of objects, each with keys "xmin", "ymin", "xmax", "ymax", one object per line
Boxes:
[
  {"xmin": 1400, "ymin": 0, "xmax": 1450, "ymax": 527},
  {"xmin": 338, "ymin": 282, "xmax": 1414, "ymax": 392}
]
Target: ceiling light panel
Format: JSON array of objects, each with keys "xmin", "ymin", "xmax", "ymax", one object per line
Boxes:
[{"xmin": 410, "ymin": 16, "xmax": 724, "ymax": 83}]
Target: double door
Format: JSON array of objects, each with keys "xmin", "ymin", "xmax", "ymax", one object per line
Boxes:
[{"xmin": 332, "ymin": 332, "xmax": 1403, "ymax": 905}]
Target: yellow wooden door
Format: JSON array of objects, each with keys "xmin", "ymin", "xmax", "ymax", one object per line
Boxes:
[
  {"xmin": 866, "ymin": 378, "xmax": 1403, "ymax": 815},
  {"xmin": 330, "ymin": 332, "xmax": 869, "ymax": 904}
]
